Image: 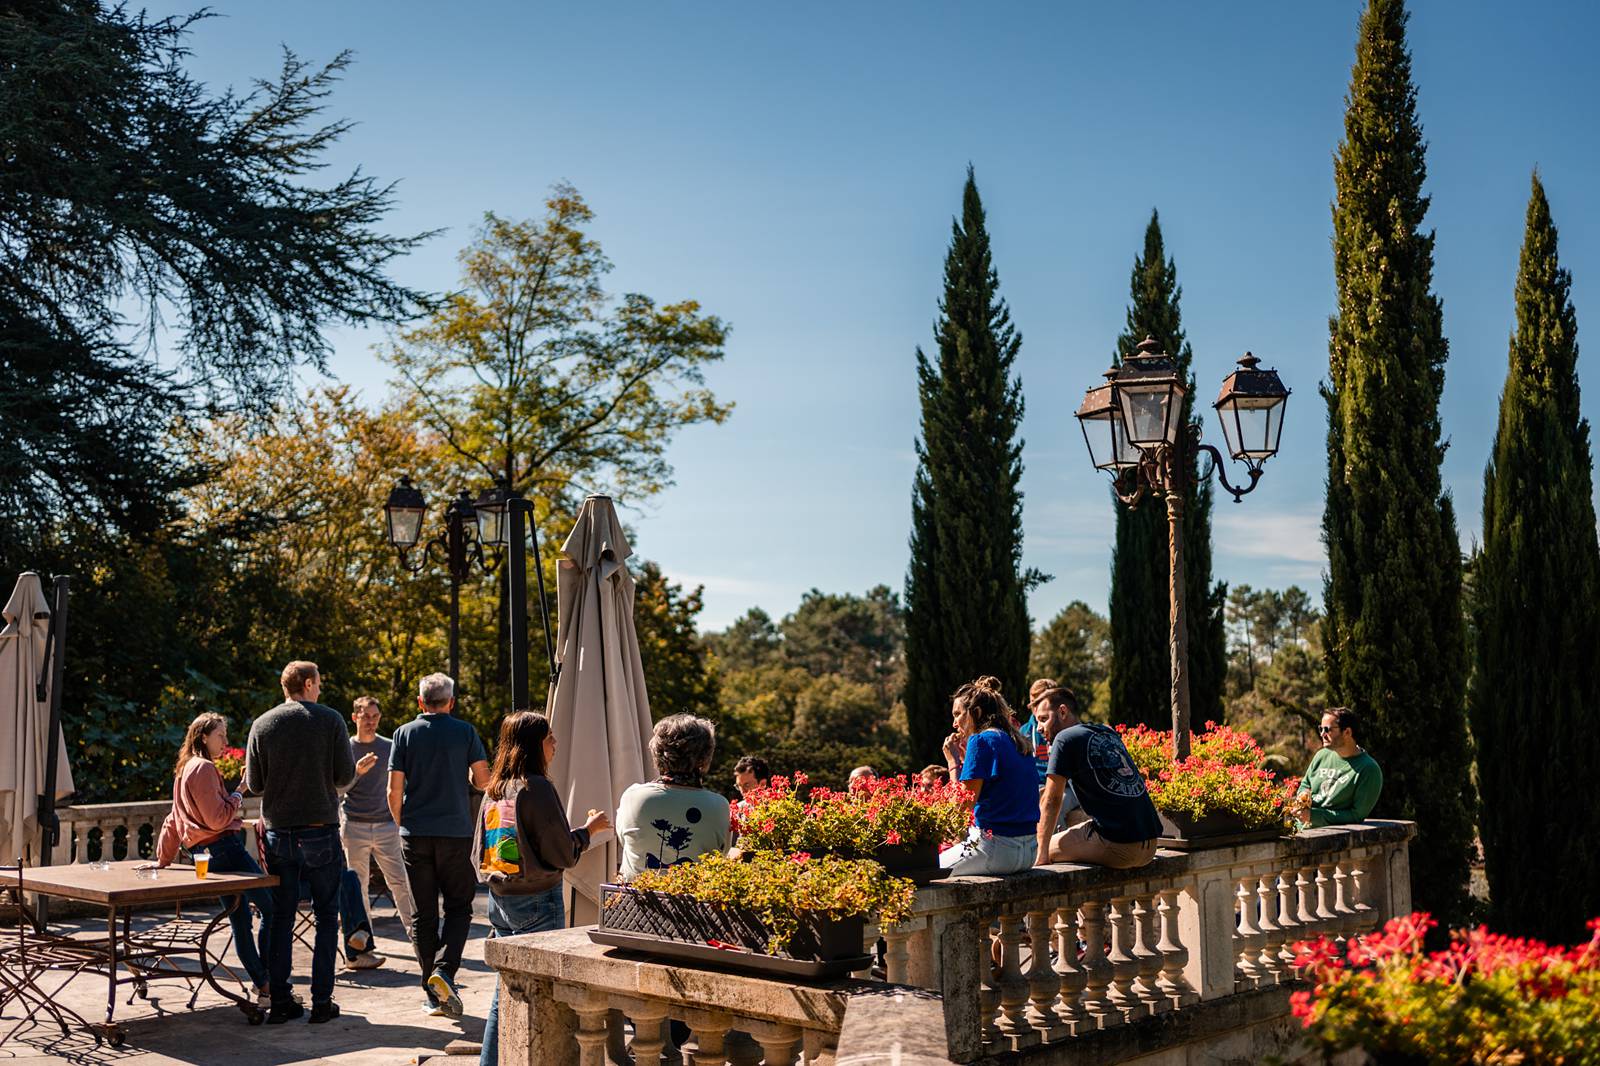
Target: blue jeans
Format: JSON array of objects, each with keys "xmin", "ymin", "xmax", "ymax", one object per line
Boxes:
[
  {"xmin": 201, "ymin": 831, "xmax": 274, "ymax": 989},
  {"xmin": 265, "ymin": 826, "xmax": 344, "ymax": 1007},
  {"xmin": 480, "ymin": 887, "xmax": 564, "ymax": 1066},
  {"xmin": 298, "ymin": 867, "xmax": 371, "ymax": 961}
]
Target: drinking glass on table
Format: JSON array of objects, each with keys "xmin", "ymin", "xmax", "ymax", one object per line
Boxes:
[{"xmin": 193, "ymin": 849, "xmax": 211, "ymax": 879}]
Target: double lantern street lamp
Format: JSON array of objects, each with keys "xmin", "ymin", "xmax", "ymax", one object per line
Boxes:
[
  {"xmin": 382, "ymin": 476, "xmax": 556, "ymax": 713},
  {"xmin": 1075, "ymin": 336, "xmax": 1290, "ymax": 760}
]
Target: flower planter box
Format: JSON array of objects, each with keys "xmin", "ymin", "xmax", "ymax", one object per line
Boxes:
[
  {"xmin": 808, "ymin": 840, "xmax": 949, "ymax": 883},
  {"xmin": 589, "ymin": 883, "xmax": 872, "ymax": 979},
  {"xmin": 1157, "ymin": 809, "xmax": 1282, "ymax": 851}
]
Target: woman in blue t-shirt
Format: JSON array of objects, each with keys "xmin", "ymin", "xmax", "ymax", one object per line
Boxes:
[{"xmin": 938, "ymin": 676, "xmax": 1041, "ymax": 875}]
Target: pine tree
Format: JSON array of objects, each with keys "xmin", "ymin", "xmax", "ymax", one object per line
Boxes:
[
  {"xmin": 1107, "ymin": 212, "xmax": 1228, "ymax": 731},
  {"xmin": 1471, "ymin": 173, "xmax": 1600, "ymax": 943},
  {"xmin": 904, "ymin": 168, "xmax": 1035, "ymax": 764},
  {"xmin": 1322, "ymin": 0, "xmax": 1474, "ymax": 924}
]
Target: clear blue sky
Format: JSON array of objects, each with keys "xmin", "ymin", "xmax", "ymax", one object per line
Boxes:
[{"xmin": 153, "ymin": 1, "xmax": 1600, "ymax": 630}]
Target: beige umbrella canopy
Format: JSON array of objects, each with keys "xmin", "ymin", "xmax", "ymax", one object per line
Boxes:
[
  {"xmin": 0, "ymin": 573, "xmax": 74, "ymax": 863},
  {"xmin": 546, "ymin": 495, "xmax": 655, "ymax": 925}
]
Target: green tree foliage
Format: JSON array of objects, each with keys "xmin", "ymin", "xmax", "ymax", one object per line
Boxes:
[
  {"xmin": 1470, "ymin": 174, "xmax": 1600, "ymax": 943},
  {"xmin": 903, "ymin": 168, "xmax": 1038, "ymax": 763},
  {"xmin": 703, "ymin": 608, "xmax": 782, "ymax": 673},
  {"xmin": 384, "ymin": 191, "xmax": 731, "ymax": 706},
  {"xmin": 1322, "ymin": 0, "xmax": 1474, "ymax": 923},
  {"xmin": 1030, "ymin": 602, "xmax": 1111, "ymax": 711},
  {"xmin": 0, "ymin": 4, "xmax": 428, "ymax": 561},
  {"xmin": 633, "ymin": 561, "xmax": 719, "ymax": 723},
  {"xmin": 1107, "ymin": 212, "xmax": 1228, "ymax": 731},
  {"xmin": 780, "ymin": 586, "xmax": 906, "ymax": 709}
]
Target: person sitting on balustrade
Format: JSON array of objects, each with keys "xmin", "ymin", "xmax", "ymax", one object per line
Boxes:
[
  {"xmin": 938, "ymin": 677, "xmax": 1040, "ymax": 875},
  {"xmin": 1034, "ymin": 687, "xmax": 1161, "ymax": 870},
  {"xmin": 1291, "ymin": 707, "xmax": 1382, "ymax": 827}
]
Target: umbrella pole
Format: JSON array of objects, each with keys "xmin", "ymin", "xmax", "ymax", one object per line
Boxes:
[
  {"xmin": 509, "ymin": 501, "xmax": 529, "ymax": 712},
  {"xmin": 35, "ymin": 576, "xmax": 70, "ymax": 927}
]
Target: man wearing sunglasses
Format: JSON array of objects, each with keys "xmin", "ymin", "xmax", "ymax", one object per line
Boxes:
[{"xmin": 1292, "ymin": 707, "xmax": 1383, "ymax": 827}]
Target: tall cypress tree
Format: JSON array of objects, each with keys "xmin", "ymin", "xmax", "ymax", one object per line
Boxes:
[
  {"xmin": 1107, "ymin": 212, "xmax": 1228, "ymax": 731},
  {"xmin": 1471, "ymin": 173, "xmax": 1600, "ymax": 943},
  {"xmin": 904, "ymin": 168, "xmax": 1034, "ymax": 764},
  {"xmin": 1322, "ymin": 0, "xmax": 1474, "ymax": 923}
]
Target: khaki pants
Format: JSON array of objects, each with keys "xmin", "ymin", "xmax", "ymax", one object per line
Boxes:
[
  {"xmin": 342, "ymin": 818, "xmax": 417, "ymax": 938},
  {"xmin": 1048, "ymin": 821, "xmax": 1157, "ymax": 869}
]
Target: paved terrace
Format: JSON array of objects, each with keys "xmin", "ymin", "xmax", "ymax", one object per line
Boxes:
[{"xmin": 2, "ymin": 891, "xmax": 489, "ymax": 1066}]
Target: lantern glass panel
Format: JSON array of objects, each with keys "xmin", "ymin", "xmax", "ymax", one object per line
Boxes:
[
  {"xmin": 1118, "ymin": 381, "xmax": 1184, "ymax": 447},
  {"xmin": 475, "ymin": 504, "xmax": 506, "ymax": 547},
  {"xmin": 386, "ymin": 505, "xmax": 425, "ymax": 549},
  {"xmin": 1217, "ymin": 394, "xmax": 1288, "ymax": 461}
]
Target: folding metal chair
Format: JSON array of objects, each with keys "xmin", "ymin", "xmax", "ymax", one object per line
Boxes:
[{"xmin": 0, "ymin": 863, "xmax": 98, "ymax": 1043}]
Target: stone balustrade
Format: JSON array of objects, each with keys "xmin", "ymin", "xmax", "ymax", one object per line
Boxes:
[
  {"xmin": 52, "ymin": 798, "xmax": 263, "ymax": 864},
  {"xmin": 486, "ymin": 820, "xmax": 1414, "ymax": 1066}
]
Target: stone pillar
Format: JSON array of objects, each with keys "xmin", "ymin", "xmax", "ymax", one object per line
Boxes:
[
  {"xmin": 1024, "ymin": 908, "xmax": 1063, "ymax": 1041},
  {"xmin": 1180, "ymin": 870, "xmax": 1239, "ymax": 1000}
]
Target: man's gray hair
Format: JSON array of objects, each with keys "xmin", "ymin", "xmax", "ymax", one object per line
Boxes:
[
  {"xmin": 650, "ymin": 714, "xmax": 716, "ymax": 780},
  {"xmin": 419, "ymin": 673, "xmax": 455, "ymax": 708}
]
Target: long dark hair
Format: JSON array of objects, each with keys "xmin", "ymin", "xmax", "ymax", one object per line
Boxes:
[
  {"xmin": 954, "ymin": 676, "xmax": 1029, "ymax": 756},
  {"xmin": 486, "ymin": 711, "xmax": 551, "ymax": 800}
]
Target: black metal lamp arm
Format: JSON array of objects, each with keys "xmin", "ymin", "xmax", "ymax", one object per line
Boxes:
[{"xmin": 1196, "ymin": 443, "xmax": 1265, "ymax": 503}]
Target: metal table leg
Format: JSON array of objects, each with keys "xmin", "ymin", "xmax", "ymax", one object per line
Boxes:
[{"xmin": 197, "ymin": 892, "xmax": 264, "ymax": 1024}]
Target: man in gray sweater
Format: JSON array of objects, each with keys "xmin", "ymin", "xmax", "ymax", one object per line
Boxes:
[{"xmin": 246, "ymin": 660, "xmax": 356, "ymax": 1024}]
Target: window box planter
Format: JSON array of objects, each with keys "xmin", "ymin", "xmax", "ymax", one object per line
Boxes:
[
  {"xmin": 1157, "ymin": 808, "xmax": 1283, "ymax": 851},
  {"xmin": 590, "ymin": 883, "xmax": 870, "ymax": 978}
]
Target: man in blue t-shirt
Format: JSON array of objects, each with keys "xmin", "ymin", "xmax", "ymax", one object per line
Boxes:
[
  {"xmin": 1034, "ymin": 700, "xmax": 1161, "ymax": 870},
  {"xmin": 387, "ymin": 673, "xmax": 488, "ymax": 1019}
]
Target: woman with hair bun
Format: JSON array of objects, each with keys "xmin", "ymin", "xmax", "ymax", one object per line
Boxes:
[{"xmin": 938, "ymin": 677, "xmax": 1040, "ymax": 875}]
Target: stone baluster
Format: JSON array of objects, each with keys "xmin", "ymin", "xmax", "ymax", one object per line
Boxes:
[
  {"xmin": 1234, "ymin": 878, "xmax": 1263, "ymax": 990},
  {"xmin": 1154, "ymin": 888, "xmax": 1194, "ymax": 1009},
  {"xmin": 68, "ymin": 820, "xmax": 90, "ymax": 863},
  {"xmin": 681, "ymin": 1009, "xmax": 733, "ymax": 1066},
  {"xmin": 994, "ymin": 913, "xmax": 1037, "ymax": 1049},
  {"xmin": 1255, "ymin": 874, "xmax": 1285, "ymax": 985},
  {"xmin": 1315, "ymin": 863, "xmax": 1337, "ymax": 933},
  {"xmin": 905, "ymin": 921, "xmax": 936, "ymax": 989},
  {"xmin": 1105, "ymin": 896, "xmax": 1140, "ymax": 1023},
  {"xmin": 1024, "ymin": 908, "xmax": 1063, "ymax": 1041},
  {"xmin": 1078, "ymin": 899, "xmax": 1114, "ymax": 1030},
  {"xmin": 1295, "ymin": 866, "xmax": 1318, "ymax": 935},
  {"xmin": 980, "ymin": 926, "xmax": 1001, "ymax": 1047},
  {"xmin": 1332, "ymin": 859, "xmax": 1357, "ymax": 939},
  {"xmin": 745, "ymin": 1019, "xmax": 801, "ymax": 1066},
  {"xmin": 626, "ymin": 1001, "xmax": 668, "ymax": 1066},
  {"xmin": 883, "ymin": 924, "xmax": 914, "ymax": 985},
  {"xmin": 1346, "ymin": 854, "xmax": 1373, "ymax": 936},
  {"xmin": 565, "ymin": 992, "xmax": 611, "ymax": 1066},
  {"xmin": 1131, "ymin": 894, "xmax": 1165, "ymax": 1016},
  {"xmin": 1274, "ymin": 871, "xmax": 1302, "ymax": 972},
  {"xmin": 1052, "ymin": 905, "xmax": 1088, "ymax": 1036}
]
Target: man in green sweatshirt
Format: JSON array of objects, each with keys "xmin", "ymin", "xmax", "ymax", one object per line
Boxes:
[{"xmin": 1293, "ymin": 707, "xmax": 1383, "ymax": 828}]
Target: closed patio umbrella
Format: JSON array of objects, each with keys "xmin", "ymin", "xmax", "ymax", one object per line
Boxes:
[
  {"xmin": 546, "ymin": 495, "xmax": 655, "ymax": 925},
  {"xmin": 0, "ymin": 573, "xmax": 74, "ymax": 864}
]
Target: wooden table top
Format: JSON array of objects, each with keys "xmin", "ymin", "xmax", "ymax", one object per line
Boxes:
[{"xmin": 13, "ymin": 861, "xmax": 278, "ymax": 906}]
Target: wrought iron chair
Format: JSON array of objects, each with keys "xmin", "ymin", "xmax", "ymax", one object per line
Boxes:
[{"xmin": 0, "ymin": 862, "xmax": 100, "ymax": 1043}]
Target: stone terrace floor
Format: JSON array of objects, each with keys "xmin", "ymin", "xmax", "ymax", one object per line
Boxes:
[{"xmin": 2, "ymin": 890, "xmax": 490, "ymax": 1066}]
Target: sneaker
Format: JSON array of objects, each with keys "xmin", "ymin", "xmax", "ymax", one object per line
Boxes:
[
  {"xmin": 345, "ymin": 930, "xmax": 371, "ymax": 954},
  {"xmin": 421, "ymin": 997, "xmax": 446, "ymax": 1017},
  {"xmin": 344, "ymin": 952, "xmax": 385, "ymax": 970},
  {"xmin": 265, "ymin": 1000, "xmax": 305, "ymax": 1024},
  {"xmin": 308, "ymin": 1001, "xmax": 341, "ymax": 1024},
  {"xmin": 256, "ymin": 987, "xmax": 304, "ymax": 1010},
  {"xmin": 426, "ymin": 970, "xmax": 463, "ymax": 1019}
]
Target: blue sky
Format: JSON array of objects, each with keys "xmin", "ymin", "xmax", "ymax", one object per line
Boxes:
[{"xmin": 152, "ymin": 2, "xmax": 1600, "ymax": 630}]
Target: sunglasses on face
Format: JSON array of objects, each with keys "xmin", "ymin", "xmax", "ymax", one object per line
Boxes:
[{"xmin": 1319, "ymin": 726, "xmax": 1337, "ymax": 735}]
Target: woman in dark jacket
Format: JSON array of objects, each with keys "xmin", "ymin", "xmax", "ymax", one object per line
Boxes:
[{"xmin": 472, "ymin": 711, "xmax": 609, "ymax": 1066}]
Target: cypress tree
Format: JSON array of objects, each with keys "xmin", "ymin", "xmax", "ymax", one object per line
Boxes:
[
  {"xmin": 1107, "ymin": 212, "xmax": 1228, "ymax": 731},
  {"xmin": 904, "ymin": 168, "xmax": 1034, "ymax": 764},
  {"xmin": 1471, "ymin": 173, "xmax": 1600, "ymax": 944},
  {"xmin": 1322, "ymin": 0, "xmax": 1474, "ymax": 923}
]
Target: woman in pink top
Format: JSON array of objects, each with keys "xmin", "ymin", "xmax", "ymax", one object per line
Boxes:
[{"xmin": 160, "ymin": 713, "xmax": 276, "ymax": 1004}]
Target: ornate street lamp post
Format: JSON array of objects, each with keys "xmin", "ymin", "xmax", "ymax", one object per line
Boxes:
[
  {"xmin": 472, "ymin": 479, "xmax": 558, "ymax": 712},
  {"xmin": 382, "ymin": 477, "xmax": 495, "ymax": 681},
  {"xmin": 1075, "ymin": 337, "xmax": 1290, "ymax": 760}
]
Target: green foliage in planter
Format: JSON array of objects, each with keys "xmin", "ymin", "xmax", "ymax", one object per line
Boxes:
[
  {"xmin": 1293, "ymin": 912, "xmax": 1600, "ymax": 1064},
  {"xmin": 622, "ymin": 852, "xmax": 916, "ymax": 954}
]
